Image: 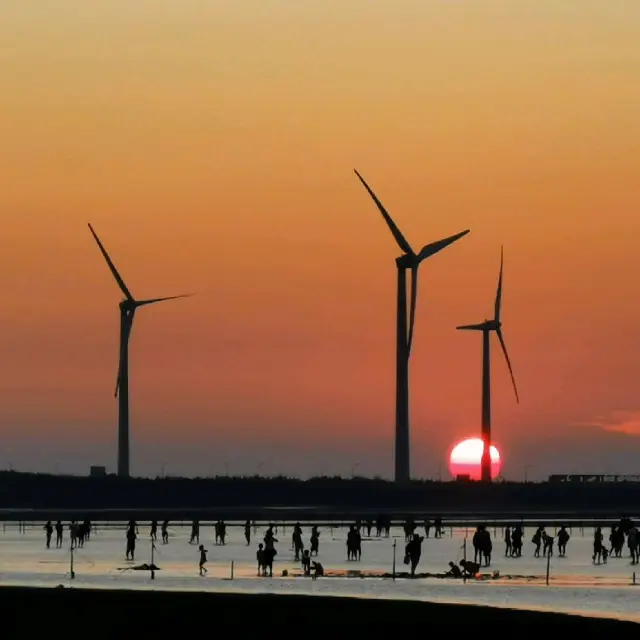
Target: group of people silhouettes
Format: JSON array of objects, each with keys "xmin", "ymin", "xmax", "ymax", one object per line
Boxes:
[
  {"xmin": 472, "ymin": 525, "xmax": 493, "ymax": 566},
  {"xmin": 37, "ymin": 516, "xmax": 640, "ymax": 580},
  {"xmin": 593, "ymin": 520, "xmax": 639, "ymax": 565},
  {"xmin": 43, "ymin": 520, "xmax": 92, "ymax": 550}
]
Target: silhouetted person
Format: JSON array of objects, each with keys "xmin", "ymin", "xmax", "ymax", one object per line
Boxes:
[
  {"xmin": 198, "ymin": 544, "xmax": 208, "ymax": 575},
  {"xmin": 557, "ymin": 526, "xmax": 570, "ymax": 557},
  {"xmin": 215, "ymin": 521, "xmax": 227, "ymax": 545},
  {"xmin": 312, "ymin": 560, "xmax": 324, "ymax": 579},
  {"xmin": 302, "ymin": 550, "xmax": 311, "ymax": 576},
  {"xmin": 473, "ymin": 525, "xmax": 491, "ymax": 565},
  {"xmin": 473, "ymin": 526, "xmax": 485, "ymax": 562},
  {"xmin": 263, "ymin": 534, "xmax": 277, "ymax": 577},
  {"xmin": 55, "ymin": 521, "xmax": 63, "ymax": 548},
  {"xmin": 446, "ymin": 561, "xmax": 463, "ymax": 578},
  {"xmin": 460, "ymin": 559, "xmax": 480, "ymax": 577},
  {"xmin": 619, "ymin": 516, "xmax": 633, "ymax": 535},
  {"xmin": 480, "ymin": 527, "xmax": 492, "ymax": 566},
  {"xmin": 264, "ymin": 524, "xmax": 276, "ymax": 544},
  {"xmin": 77, "ymin": 521, "xmax": 90, "ymax": 548},
  {"xmin": 190, "ymin": 520, "xmax": 200, "ymax": 544},
  {"xmin": 126, "ymin": 522, "xmax": 137, "ymax": 560},
  {"xmin": 542, "ymin": 533, "xmax": 554, "ymax": 558},
  {"xmin": 244, "ymin": 520, "xmax": 251, "ymax": 545},
  {"xmin": 628, "ymin": 527, "xmax": 639, "ymax": 564},
  {"xmin": 504, "ymin": 526, "xmax": 512, "ymax": 557},
  {"xmin": 424, "ymin": 520, "xmax": 432, "ymax": 539},
  {"xmin": 346, "ymin": 526, "xmax": 356, "ymax": 560},
  {"xmin": 404, "ymin": 519, "xmax": 416, "ymax": 542},
  {"xmin": 150, "ymin": 520, "xmax": 158, "ymax": 541},
  {"xmin": 69, "ymin": 521, "xmax": 78, "ymax": 549},
  {"xmin": 365, "ymin": 520, "xmax": 373, "ymax": 537},
  {"xmin": 434, "ymin": 517, "xmax": 444, "ymax": 538},
  {"xmin": 593, "ymin": 527, "xmax": 605, "ymax": 564},
  {"xmin": 511, "ymin": 525, "xmax": 523, "ymax": 557},
  {"xmin": 44, "ymin": 521, "xmax": 53, "ymax": 548},
  {"xmin": 292, "ymin": 523, "xmax": 304, "ymax": 560},
  {"xmin": 610, "ymin": 526, "xmax": 624, "ymax": 557},
  {"xmin": 257, "ymin": 543, "xmax": 265, "ymax": 576},
  {"xmin": 532, "ymin": 527, "xmax": 544, "ymax": 557},
  {"xmin": 346, "ymin": 525, "xmax": 361, "ymax": 561},
  {"xmin": 406, "ymin": 533, "xmax": 424, "ymax": 577},
  {"xmin": 161, "ymin": 520, "xmax": 169, "ymax": 544},
  {"xmin": 310, "ymin": 525, "xmax": 320, "ymax": 556}
]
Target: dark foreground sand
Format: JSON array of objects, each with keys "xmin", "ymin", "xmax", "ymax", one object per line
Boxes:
[{"xmin": 2, "ymin": 586, "xmax": 637, "ymax": 635}]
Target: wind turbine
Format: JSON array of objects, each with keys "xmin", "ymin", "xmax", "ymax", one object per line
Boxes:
[
  {"xmin": 457, "ymin": 247, "xmax": 519, "ymax": 483},
  {"xmin": 354, "ymin": 170, "xmax": 470, "ymax": 483},
  {"xmin": 88, "ymin": 224, "xmax": 191, "ymax": 478}
]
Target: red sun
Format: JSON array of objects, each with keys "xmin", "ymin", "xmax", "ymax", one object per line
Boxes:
[{"xmin": 448, "ymin": 437, "xmax": 502, "ymax": 481}]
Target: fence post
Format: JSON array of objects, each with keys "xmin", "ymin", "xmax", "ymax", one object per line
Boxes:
[
  {"xmin": 150, "ymin": 540, "xmax": 155, "ymax": 580},
  {"xmin": 545, "ymin": 551, "xmax": 551, "ymax": 585},
  {"xmin": 392, "ymin": 540, "xmax": 397, "ymax": 581},
  {"xmin": 463, "ymin": 537, "xmax": 467, "ymax": 584},
  {"xmin": 231, "ymin": 560, "xmax": 235, "ymax": 580},
  {"xmin": 70, "ymin": 542, "xmax": 75, "ymax": 580}
]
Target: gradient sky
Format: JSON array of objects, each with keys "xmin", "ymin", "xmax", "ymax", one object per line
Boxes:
[{"xmin": 2, "ymin": 1, "xmax": 640, "ymax": 479}]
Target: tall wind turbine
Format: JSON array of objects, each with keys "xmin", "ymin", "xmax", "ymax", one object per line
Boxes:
[
  {"xmin": 354, "ymin": 170, "xmax": 470, "ymax": 483},
  {"xmin": 457, "ymin": 247, "xmax": 519, "ymax": 483},
  {"xmin": 88, "ymin": 224, "xmax": 191, "ymax": 478}
]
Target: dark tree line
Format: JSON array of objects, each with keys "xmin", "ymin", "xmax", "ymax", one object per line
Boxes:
[{"xmin": 0, "ymin": 471, "xmax": 639, "ymax": 512}]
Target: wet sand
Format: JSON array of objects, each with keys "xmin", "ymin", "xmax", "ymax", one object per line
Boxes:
[{"xmin": 2, "ymin": 585, "xmax": 638, "ymax": 634}]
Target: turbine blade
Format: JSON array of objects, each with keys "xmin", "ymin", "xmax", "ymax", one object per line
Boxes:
[
  {"xmin": 417, "ymin": 229, "xmax": 470, "ymax": 262},
  {"xmin": 406, "ymin": 266, "xmax": 418, "ymax": 354},
  {"xmin": 88, "ymin": 224, "xmax": 134, "ymax": 301},
  {"xmin": 135, "ymin": 294, "xmax": 193, "ymax": 308},
  {"xmin": 353, "ymin": 169, "xmax": 415, "ymax": 256},
  {"xmin": 494, "ymin": 246, "xmax": 504, "ymax": 322},
  {"xmin": 456, "ymin": 323, "xmax": 485, "ymax": 331},
  {"xmin": 496, "ymin": 327, "xmax": 519, "ymax": 404}
]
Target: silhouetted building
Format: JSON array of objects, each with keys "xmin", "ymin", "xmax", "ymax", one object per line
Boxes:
[
  {"xmin": 549, "ymin": 474, "xmax": 640, "ymax": 483},
  {"xmin": 90, "ymin": 466, "xmax": 107, "ymax": 477}
]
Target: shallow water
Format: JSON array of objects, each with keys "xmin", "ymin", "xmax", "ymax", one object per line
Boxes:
[{"xmin": 1, "ymin": 522, "xmax": 638, "ymax": 622}]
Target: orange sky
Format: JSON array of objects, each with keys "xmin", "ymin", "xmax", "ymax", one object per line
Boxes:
[{"xmin": 2, "ymin": 1, "xmax": 640, "ymax": 478}]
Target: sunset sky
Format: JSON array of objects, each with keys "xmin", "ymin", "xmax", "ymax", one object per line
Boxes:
[{"xmin": 2, "ymin": 1, "xmax": 640, "ymax": 479}]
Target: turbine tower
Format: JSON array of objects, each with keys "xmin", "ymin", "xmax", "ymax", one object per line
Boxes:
[
  {"xmin": 457, "ymin": 247, "xmax": 519, "ymax": 483},
  {"xmin": 88, "ymin": 224, "xmax": 191, "ymax": 478},
  {"xmin": 354, "ymin": 170, "xmax": 470, "ymax": 483}
]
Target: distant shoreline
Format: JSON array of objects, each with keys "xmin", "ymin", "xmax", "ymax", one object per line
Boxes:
[
  {"xmin": 2, "ymin": 470, "xmax": 639, "ymax": 517},
  {"xmin": 2, "ymin": 585, "xmax": 638, "ymax": 632}
]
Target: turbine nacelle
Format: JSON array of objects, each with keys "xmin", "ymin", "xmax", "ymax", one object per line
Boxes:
[
  {"xmin": 89, "ymin": 223, "xmax": 193, "ymax": 406},
  {"xmin": 355, "ymin": 169, "xmax": 470, "ymax": 355},
  {"xmin": 456, "ymin": 247, "xmax": 519, "ymax": 404},
  {"xmin": 119, "ymin": 299, "xmax": 136, "ymax": 312}
]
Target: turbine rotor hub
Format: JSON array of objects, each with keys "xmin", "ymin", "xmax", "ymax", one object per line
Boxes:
[
  {"xmin": 120, "ymin": 299, "xmax": 136, "ymax": 311},
  {"xmin": 396, "ymin": 253, "xmax": 416, "ymax": 268}
]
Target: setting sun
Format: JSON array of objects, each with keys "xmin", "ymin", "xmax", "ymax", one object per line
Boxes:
[{"xmin": 449, "ymin": 438, "xmax": 502, "ymax": 481}]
